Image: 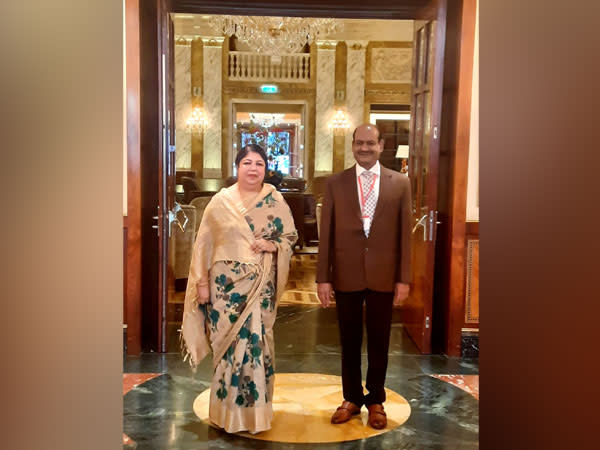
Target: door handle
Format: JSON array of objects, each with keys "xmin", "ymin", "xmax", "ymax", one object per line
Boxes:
[
  {"xmin": 168, "ymin": 202, "xmax": 189, "ymax": 237},
  {"xmin": 152, "ymin": 214, "xmax": 159, "ymax": 235},
  {"xmin": 427, "ymin": 210, "xmax": 441, "ymax": 242},
  {"xmin": 171, "ymin": 202, "xmax": 189, "ymax": 232},
  {"xmin": 412, "ymin": 214, "xmax": 428, "ymax": 241}
]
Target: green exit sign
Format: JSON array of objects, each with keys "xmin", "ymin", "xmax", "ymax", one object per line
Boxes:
[{"xmin": 260, "ymin": 84, "xmax": 279, "ymax": 94}]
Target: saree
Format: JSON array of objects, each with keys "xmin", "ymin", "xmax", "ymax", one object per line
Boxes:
[{"xmin": 181, "ymin": 183, "xmax": 297, "ymax": 434}]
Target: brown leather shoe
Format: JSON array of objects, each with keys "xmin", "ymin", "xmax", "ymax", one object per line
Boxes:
[
  {"xmin": 331, "ymin": 400, "xmax": 361, "ymax": 424},
  {"xmin": 367, "ymin": 404, "xmax": 387, "ymax": 429}
]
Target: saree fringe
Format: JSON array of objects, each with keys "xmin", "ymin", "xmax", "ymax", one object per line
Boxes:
[{"xmin": 179, "ymin": 326, "xmax": 197, "ymax": 372}]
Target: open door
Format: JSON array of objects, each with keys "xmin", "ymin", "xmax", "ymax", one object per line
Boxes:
[
  {"xmin": 404, "ymin": 0, "xmax": 447, "ymax": 353},
  {"xmin": 157, "ymin": 0, "xmax": 178, "ymax": 353}
]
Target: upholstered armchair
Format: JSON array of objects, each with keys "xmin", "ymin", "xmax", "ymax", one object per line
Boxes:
[
  {"xmin": 173, "ymin": 196, "xmax": 216, "ymax": 291},
  {"xmin": 279, "ymin": 177, "xmax": 306, "ymax": 192},
  {"xmin": 190, "ymin": 196, "xmax": 211, "ymax": 233},
  {"xmin": 173, "ymin": 204, "xmax": 197, "ymax": 289},
  {"xmin": 281, "ymin": 192, "xmax": 304, "ymax": 248},
  {"xmin": 303, "ymin": 194, "xmax": 318, "ymax": 244},
  {"xmin": 180, "ymin": 176, "xmax": 216, "ymax": 204}
]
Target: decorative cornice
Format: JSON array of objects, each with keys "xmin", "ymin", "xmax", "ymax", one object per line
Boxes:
[
  {"xmin": 345, "ymin": 40, "xmax": 369, "ymax": 50},
  {"xmin": 223, "ymin": 86, "xmax": 316, "ymax": 95},
  {"xmin": 316, "ymin": 40, "xmax": 338, "ymax": 51},
  {"xmin": 171, "ymin": 0, "xmax": 423, "ymax": 20},
  {"xmin": 201, "ymin": 36, "xmax": 226, "ymax": 47},
  {"xmin": 365, "ymin": 88, "xmax": 410, "ymax": 96},
  {"xmin": 175, "ymin": 35, "xmax": 193, "ymax": 45}
]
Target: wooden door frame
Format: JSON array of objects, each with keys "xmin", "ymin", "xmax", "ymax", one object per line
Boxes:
[
  {"xmin": 433, "ymin": 0, "xmax": 478, "ymax": 356},
  {"xmin": 125, "ymin": 0, "xmax": 477, "ymax": 356},
  {"xmin": 403, "ymin": 1, "xmax": 448, "ymax": 354}
]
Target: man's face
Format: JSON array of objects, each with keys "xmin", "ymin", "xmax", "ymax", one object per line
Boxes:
[{"xmin": 352, "ymin": 125, "xmax": 383, "ymax": 169}]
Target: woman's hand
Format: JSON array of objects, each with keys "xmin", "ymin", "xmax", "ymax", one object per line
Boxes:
[
  {"xmin": 197, "ymin": 283, "xmax": 210, "ymax": 304},
  {"xmin": 251, "ymin": 238, "xmax": 277, "ymax": 253}
]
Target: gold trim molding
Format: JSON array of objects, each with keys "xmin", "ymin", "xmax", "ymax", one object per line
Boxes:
[{"xmin": 201, "ymin": 36, "xmax": 226, "ymax": 47}]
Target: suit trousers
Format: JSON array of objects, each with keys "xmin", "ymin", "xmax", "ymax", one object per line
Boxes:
[{"xmin": 335, "ymin": 289, "xmax": 394, "ymax": 407}]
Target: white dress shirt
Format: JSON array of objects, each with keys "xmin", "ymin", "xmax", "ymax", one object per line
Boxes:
[{"xmin": 355, "ymin": 161, "xmax": 381, "ymax": 235}]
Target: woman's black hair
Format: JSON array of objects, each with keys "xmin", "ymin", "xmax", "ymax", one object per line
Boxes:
[{"xmin": 235, "ymin": 143, "xmax": 268, "ymax": 168}]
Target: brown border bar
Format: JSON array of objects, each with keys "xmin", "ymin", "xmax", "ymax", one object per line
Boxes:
[{"xmin": 126, "ymin": 0, "xmax": 142, "ymax": 355}]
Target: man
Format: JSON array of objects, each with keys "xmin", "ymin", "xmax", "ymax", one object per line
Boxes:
[{"xmin": 316, "ymin": 123, "xmax": 412, "ymax": 430}]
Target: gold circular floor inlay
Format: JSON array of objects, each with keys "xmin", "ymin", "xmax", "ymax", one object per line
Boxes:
[{"xmin": 193, "ymin": 373, "xmax": 411, "ymax": 443}]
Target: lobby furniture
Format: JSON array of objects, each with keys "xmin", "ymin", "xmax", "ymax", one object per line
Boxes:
[
  {"xmin": 181, "ymin": 176, "xmax": 221, "ymax": 204},
  {"xmin": 173, "ymin": 204, "xmax": 196, "ymax": 291},
  {"xmin": 190, "ymin": 196, "xmax": 212, "ymax": 233},
  {"xmin": 279, "ymin": 177, "xmax": 306, "ymax": 192},
  {"xmin": 281, "ymin": 192, "xmax": 305, "ymax": 248},
  {"xmin": 303, "ymin": 194, "xmax": 318, "ymax": 244}
]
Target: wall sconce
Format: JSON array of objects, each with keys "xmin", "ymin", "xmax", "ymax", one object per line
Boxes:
[
  {"xmin": 328, "ymin": 109, "xmax": 350, "ymax": 133},
  {"xmin": 186, "ymin": 107, "xmax": 206, "ymax": 133}
]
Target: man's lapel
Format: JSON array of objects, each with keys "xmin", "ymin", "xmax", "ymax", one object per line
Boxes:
[
  {"xmin": 372, "ymin": 166, "xmax": 392, "ymax": 226},
  {"xmin": 342, "ymin": 166, "xmax": 363, "ymax": 222}
]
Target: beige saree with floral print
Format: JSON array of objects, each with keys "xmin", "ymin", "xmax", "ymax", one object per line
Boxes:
[{"xmin": 181, "ymin": 183, "xmax": 297, "ymax": 434}]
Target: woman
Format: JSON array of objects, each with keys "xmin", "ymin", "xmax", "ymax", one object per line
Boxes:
[{"xmin": 181, "ymin": 144, "xmax": 298, "ymax": 434}]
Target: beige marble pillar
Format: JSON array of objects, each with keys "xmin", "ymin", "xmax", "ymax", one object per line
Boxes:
[
  {"xmin": 190, "ymin": 38, "xmax": 204, "ymax": 177},
  {"xmin": 175, "ymin": 39, "xmax": 191, "ymax": 169},
  {"xmin": 344, "ymin": 40, "xmax": 368, "ymax": 169},
  {"xmin": 314, "ymin": 40, "xmax": 337, "ymax": 177},
  {"xmin": 201, "ymin": 37, "xmax": 225, "ymax": 178}
]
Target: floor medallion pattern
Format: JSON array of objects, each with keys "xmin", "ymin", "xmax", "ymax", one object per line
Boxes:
[{"xmin": 193, "ymin": 372, "xmax": 411, "ymax": 443}]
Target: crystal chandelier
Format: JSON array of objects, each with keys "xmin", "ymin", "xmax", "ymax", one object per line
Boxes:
[
  {"xmin": 210, "ymin": 16, "xmax": 341, "ymax": 56},
  {"xmin": 250, "ymin": 113, "xmax": 285, "ymax": 129}
]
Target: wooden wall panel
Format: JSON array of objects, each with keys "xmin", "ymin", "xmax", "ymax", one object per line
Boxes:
[{"xmin": 464, "ymin": 221, "xmax": 479, "ymax": 327}]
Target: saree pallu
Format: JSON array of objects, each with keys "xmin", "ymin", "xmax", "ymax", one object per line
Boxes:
[{"xmin": 181, "ymin": 183, "xmax": 297, "ymax": 434}]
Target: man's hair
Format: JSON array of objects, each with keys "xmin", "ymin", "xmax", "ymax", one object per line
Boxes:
[
  {"xmin": 235, "ymin": 143, "xmax": 268, "ymax": 167},
  {"xmin": 352, "ymin": 123, "xmax": 382, "ymax": 142}
]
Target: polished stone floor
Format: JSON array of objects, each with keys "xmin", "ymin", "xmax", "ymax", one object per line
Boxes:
[{"xmin": 124, "ymin": 305, "xmax": 479, "ymax": 449}]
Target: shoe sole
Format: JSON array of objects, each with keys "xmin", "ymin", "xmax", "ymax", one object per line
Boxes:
[{"xmin": 331, "ymin": 410, "xmax": 361, "ymax": 424}]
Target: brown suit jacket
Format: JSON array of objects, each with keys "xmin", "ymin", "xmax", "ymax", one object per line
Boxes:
[{"xmin": 316, "ymin": 165, "xmax": 412, "ymax": 292}]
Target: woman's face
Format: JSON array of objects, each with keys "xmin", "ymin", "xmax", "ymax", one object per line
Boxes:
[{"xmin": 237, "ymin": 150, "xmax": 266, "ymax": 188}]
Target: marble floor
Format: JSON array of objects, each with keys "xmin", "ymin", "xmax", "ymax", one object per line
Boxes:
[{"xmin": 124, "ymin": 305, "xmax": 479, "ymax": 449}]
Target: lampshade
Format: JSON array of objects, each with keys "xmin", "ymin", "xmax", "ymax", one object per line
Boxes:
[{"xmin": 395, "ymin": 145, "xmax": 409, "ymax": 159}]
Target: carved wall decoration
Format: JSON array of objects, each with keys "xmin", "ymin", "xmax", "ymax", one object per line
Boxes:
[
  {"xmin": 369, "ymin": 47, "xmax": 412, "ymax": 83},
  {"xmin": 464, "ymin": 239, "xmax": 479, "ymax": 324},
  {"xmin": 222, "ymin": 86, "xmax": 316, "ymax": 96}
]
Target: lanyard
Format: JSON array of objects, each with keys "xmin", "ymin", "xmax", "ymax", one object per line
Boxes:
[{"xmin": 358, "ymin": 173, "xmax": 377, "ymax": 218}]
